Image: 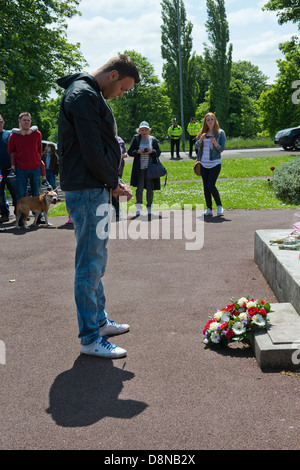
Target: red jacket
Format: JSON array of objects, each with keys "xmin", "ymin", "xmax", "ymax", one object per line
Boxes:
[{"xmin": 8, "ymin": 131, "xmax": 42, "ymax": 170}]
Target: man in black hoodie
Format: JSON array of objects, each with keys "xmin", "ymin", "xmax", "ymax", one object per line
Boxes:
[{"xmin": 57, "ymin": 55, "xmax": 140, "ymax": 358}]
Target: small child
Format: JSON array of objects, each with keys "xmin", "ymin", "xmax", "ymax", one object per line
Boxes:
[{"xmin": 41, "ymin": 143, "xmax": 59, "ymax": 196}]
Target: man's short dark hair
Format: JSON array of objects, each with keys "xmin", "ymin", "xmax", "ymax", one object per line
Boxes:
[
  {"xmin": 101, "ymin": 54, "xmax": 140, "ymax": 84},
  {"xmin": 19, "ymin": 112, "xmax": 31, "ymax": 119}
]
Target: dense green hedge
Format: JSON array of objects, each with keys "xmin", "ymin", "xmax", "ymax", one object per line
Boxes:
[{"xmin": 272, "ymin": 157, "xmax": 300, "ymax": 205}]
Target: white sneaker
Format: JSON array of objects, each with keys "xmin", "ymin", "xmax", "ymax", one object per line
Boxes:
[
  {"xmin": 80, "ymin": 337, "xmax": 127, "ymax": 358},
  {"xmin": 100, "ymin": 318, "xmax": 130, "ymax": 336},
  {"xmin": 203, "ymin": 208, "xmax": 213, "ymax": 216},
  {"xmin": 217, "ymin": 205, "xmax": 224, "ymax": 215}
]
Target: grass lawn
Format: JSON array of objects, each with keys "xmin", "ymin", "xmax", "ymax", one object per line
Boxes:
[
  {"xmin": 49, "ymin": 154, "xmax": 299, "ymax": 216},
  {"xmin": 121, "ymin": 155, "xmax": 296, "ymax": 182}
]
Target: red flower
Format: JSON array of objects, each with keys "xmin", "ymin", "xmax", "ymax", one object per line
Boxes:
[
  {"xmin": 225, "ymin": 329, "xmax": 234, "ymax": 339},
  {"xmin": 259, "ymin": 308, "xmax": 267, "ymax": 317},
  {"xmin": 220, "ymin": 322, "xmax": 229, "ymax": 330},
  {"xmin": 203, "ymin": 319, "xmax": 214, "ymax": 334},
  {"xmin": 248, "ymin": 306, "xmax": 259, "ymax": 316},
  {"xmin": 225, "ymin": 303, "xmax": 236, "ymax": 312},
  {"xmin": 270, "ymin": 166, "xmax": 275, "ymax": 171}
]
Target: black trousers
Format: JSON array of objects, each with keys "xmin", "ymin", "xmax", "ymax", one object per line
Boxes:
[
  {"xmin": 170, "ymin": 139, "xmax": 180, "ymax": 158},
  {"xmin": 189, "ymin": 135, "xmax": 197, "ymax": 157},
  {"xmin": 200, "ymin": 163, "xmax": 222, "ymax": 209}
]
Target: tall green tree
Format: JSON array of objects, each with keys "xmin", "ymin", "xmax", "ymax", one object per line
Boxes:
[
  {"xmin": 226, "ymin": 61, "xmax": 268, "ymax": 137},
  {"xmin": 110, "ymin": 50, "xmax": 172, "ymax": 143},
  {"xmin": 259, "ymin": 37, "xmax": 300, "ymax": 136},
  {"xmin": 231, "ymin": 61, "xmax": 269, "ymax": 100},
  {"xmin": 260, "ymin": 1, "xmax": 300, "ymax": 135},
  {"xmin": 204, "ymin": 0, "xmax": 232, "ymax": 133},
  {"xmin": 0, "ymin": 0, "xmax": 87, "ymax": 129},
  {"xmin": 160, "ymin": 0, "xmax": 199, "ymax": 135},
  {"xmin": 263, "ymin": 0, "xmax": 300, "ymax": 26}
]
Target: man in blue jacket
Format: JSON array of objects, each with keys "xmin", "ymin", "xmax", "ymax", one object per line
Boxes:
[
  {"xmin": 57, "ymin": 55, "xmax": 140, "ymax": 359},
  {"xmin": 0, "ymin": 115, "xmax": 18, "ymax": 223}
]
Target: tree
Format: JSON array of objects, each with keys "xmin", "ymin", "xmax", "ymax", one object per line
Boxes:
[
  {"xmin": 194, "ymin": 55, "xmax": 210, "ymax": 105},
  {"xmin": 109, "ymin": 50, "xmax": 172, "ymax": 143},
  {"xmin": 160, "ymin": 0, "xmax": 199, "ymax": 134},
  {"xmin": 263, "ymin": 0, "xmax": 300, "ymax": 27},
  {"xmin": 226, "ymin": 61, "xmax": 268, "ymax": 137},
  {"xmin": 231, "ymin": 61, "xmax": 269, "ymax": 100},
  {"xmin": 258, "ymin": 37, "xmax": 300, "ymax": 135},
  {"xmin": 204, "ymin": 0, "xmax": 232, "ymax": 133},
  {"xmin": 0, "ymin": 0, "xmax": 87, "ymax": 129}
]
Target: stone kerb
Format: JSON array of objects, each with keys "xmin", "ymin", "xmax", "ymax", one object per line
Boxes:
[
  {"xmin": 253, "ymin": 229, "xmax": 300, "ymax": 369},
  {"xmin": 254, "ymin": 229, "xmax": 300, "ymax": 314}
]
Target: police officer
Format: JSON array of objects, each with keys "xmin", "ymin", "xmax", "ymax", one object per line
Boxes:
[
  {"xmin": 168, "ymin": 118, "xmax": 182, "ymax": 160},
  {"xmin": 187, "ymin": 117, "xmax": 200, "ymax": 159}
]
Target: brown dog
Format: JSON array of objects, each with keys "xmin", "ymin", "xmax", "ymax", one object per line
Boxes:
[{"xmin": 16, "ymin": 190, "xmax": 58, "ymax": 229}]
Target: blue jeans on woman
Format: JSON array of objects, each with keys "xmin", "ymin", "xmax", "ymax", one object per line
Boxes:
[{"xmin": 65, "ymin": 188, "xmax": 110, "ymax": 345}]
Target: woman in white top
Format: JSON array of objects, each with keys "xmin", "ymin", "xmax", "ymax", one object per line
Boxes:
[{"xmin": 195, "ymin": 113, "xmax": 226, "ymax": 216}]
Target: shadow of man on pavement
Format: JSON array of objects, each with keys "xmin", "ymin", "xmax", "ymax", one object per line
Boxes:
[{"xmin": 46, "ymin": 355, "xmax": 148, "ymax": 427}]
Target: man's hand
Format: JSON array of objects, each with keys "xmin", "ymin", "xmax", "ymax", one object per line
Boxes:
[
  {"xmin": 21, "ymin": 129, "xmax": 33, "ymax": 136},
  {"xmin": 112, "ymin": 182, "xmax": 132, "ymax": 201}
]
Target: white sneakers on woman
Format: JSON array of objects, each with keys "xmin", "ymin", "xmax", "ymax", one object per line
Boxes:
[
  {"xmin": 203, "ymin": 206, "xmax": 224, "ymax": 216},
  {"xmin": 217, "ymin": 205, "xmax": 224, "ymax": 215}
]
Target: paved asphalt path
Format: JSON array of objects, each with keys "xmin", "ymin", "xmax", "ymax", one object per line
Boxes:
[{"xmin": 0, "ymin": 205, "xmax": 299, "ymax": 451}]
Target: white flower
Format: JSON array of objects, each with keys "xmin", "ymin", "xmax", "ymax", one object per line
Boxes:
[
  {"xmin": 232, "ymin": 322, "xmax": 246, "ymax": 335},
  {"xmin": 214, "ymin": 310, "xmax": 223, "ymax": 321},
  {"xmin": 239, "ymin": 312, "xmax": 248, "ymax": 321},
  {"xmin": 221, "ymin": 311, "xmax": 230, "ymax": 322},
  {"xmin": 252, "ymin": 314, "xmax": 266, "ymax": 327},
  {"xmin": 210, "ymin": 331, "xmax": 221, "ymax": 343},
  {"xmin": 246, "ymin": 300, "xmax": 257, "ymax": 308},
  {"xmin": 237, "ymin": 297, "xmax": 248, "ymax": 306},
  {"xmin": 209, "ymin": 321, "xmax": 220, "ymax": 331}
]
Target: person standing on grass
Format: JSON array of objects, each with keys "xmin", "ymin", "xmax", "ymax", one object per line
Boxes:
[
  {"xmin": 195, "ymin": 112, "xmax": 226, "ymax": 216},
  {"xmin": 168, "ymin": 118, "xmax": 182, "ymax": 160},
  {"xmin": 187, "ymin": 117, "xmax": 200, "ymax": 159},
  {"xmin": 57, "ymin": 54, "xmax": 140, "ymax": 359}
]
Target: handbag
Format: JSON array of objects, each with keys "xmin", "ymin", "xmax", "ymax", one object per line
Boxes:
[
  {"xmin": 193, "ymin": 159, "xmax": 201, "ymax": 176},
  {"xmin": 147, "ymin": 160, "xmax": 167, "ymax": 186}
]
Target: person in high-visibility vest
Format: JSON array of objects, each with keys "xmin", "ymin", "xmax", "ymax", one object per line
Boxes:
[
  {"xmin": 167, "ymin": 118, "xmax": 182, "ymax": 159},
  {"xmin": 187, "ymin": 117, "xmax": 200, "ymax": 159}
]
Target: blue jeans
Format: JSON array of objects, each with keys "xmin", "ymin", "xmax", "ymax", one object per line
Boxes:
[
  {"xmin": 65, "ymin": 188, "xmax": 111, "ymax": 345},
  {"xmin": 46, "ymin": 170, "xmax": 57, "ymax": 190},
  {"xmin": 16, "ymin": 168, "xmax": 41, "ymax": 199},
  {"xmin": 16, "ymin": 168, "xmax": 42, "ymax": 223}
]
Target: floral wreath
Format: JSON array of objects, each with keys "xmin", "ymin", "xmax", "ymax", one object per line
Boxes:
[{"xmin": 203, "ymin": 296, "xmax": 272, "ymax": 347}]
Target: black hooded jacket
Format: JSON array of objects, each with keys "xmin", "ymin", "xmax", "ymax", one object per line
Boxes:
[{"xmin": 57, "ymin": 73, "xmax": 121, "ymax": 191}]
